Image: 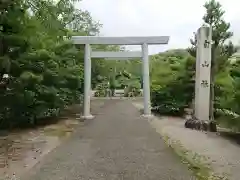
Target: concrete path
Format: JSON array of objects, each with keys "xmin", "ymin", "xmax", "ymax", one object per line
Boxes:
[{"xmin": 22, "ymin": 99, "xmax": 195, "ymax": 180}]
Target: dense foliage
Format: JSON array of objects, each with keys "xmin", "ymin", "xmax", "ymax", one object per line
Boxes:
[
  {"xmin": 150, "ymin": 50, "xmax": 195, "ymax": 115},
  {"xmin": 0, "ymin": 0, "xmax": 100, "ymax": 128}
]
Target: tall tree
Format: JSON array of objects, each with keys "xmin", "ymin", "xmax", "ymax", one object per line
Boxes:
[{"xmin": 203, "ymin": 0, "xmax": 233, "ymax": 122}]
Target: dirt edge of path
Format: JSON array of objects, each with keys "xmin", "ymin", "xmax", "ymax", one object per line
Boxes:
[
  {"xmin": 1, "ymin": 105, "xmax": 87, "ymax": 180},
  {"xmin": 161, "ymin": 134, "xmax": 227, "ymax": 180}
]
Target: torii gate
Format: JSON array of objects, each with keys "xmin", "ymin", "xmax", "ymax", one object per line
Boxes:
[{"xmin": 71, "ymin": 36, "xmax": 170, "ymax": 119}]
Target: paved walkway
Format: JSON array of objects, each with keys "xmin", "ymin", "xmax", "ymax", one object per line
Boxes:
[{"xmin": 22, "ymin": 99, "xmax": 195, "ymax": 180}]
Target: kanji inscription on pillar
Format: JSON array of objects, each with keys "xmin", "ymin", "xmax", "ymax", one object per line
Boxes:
[
  {"xmin": 204, "ymin": 40, "xmax": 210, "ymax": 48},
  {"xmin": 201, "ymin": 80, "xmax": 209, "ymax": 87},
  {"xmin": 202, "ymin": 61, "xmax": 209, "ymax": 67}
]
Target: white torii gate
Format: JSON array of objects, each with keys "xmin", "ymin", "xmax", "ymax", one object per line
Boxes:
[{"xmin": 71, "ymin": 36, "xmax": 170, "ymax": 119}]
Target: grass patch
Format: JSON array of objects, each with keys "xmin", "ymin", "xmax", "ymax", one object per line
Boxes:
[
  {"xmin": 43, "ymin": 127, "xmax": 73, "ymax": 138},
  {"xmin": 162, "ymin": 135, "xmax": 229, "ymax": 180}
]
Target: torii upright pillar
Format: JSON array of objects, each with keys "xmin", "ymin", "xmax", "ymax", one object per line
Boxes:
[
  {"xmin": 142, "ymin": 43, "xmax": 151, "ymax": 116},
  {"xmin": 82, "ymin": 44, "xmax": 94, "ymax": 119}
]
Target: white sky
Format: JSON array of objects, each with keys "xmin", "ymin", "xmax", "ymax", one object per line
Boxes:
[{"xmin": 76, "ymin": 0, "xmax": 240, "ymax": 54}]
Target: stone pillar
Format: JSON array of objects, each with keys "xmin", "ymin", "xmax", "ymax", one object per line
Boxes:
[
  {"xmin": 194, "ymin": 26, "xmax": 212, "ymax": 121},
  {"xmin": 82, "ymin": 44, "xmax": 94, "ymax": 119},
  {"xmin": 142, "ymin": 43, "xmax": 152, "ymax": 117}
]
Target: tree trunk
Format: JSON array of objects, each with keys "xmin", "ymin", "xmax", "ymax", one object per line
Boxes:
[
  {"xmin": 209, "ymin": 46, "xmax": 217, "ymax": 132},
  {"xmin": 210, "ymin": 46, "xmax": 216, "ymax": 120},
  {"xmin": 209, "ymin": 47, "xmax": 216, "ymax": 120}
]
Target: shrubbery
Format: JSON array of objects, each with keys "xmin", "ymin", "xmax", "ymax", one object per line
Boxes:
[
  {"xmin": 150, "ymin": 51, "xmax": 195, "ymax": 116},
  {"xmin": 0, "ymin": 0, "xmax": 100, "ymax": 128}
]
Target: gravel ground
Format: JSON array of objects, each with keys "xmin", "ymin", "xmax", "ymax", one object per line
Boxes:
[
  {"xmin": 133, "ymin": 101, "xmax": 240, "ymax": 180},
  {"xmin": 21, "ymin": 99, "xmax": 195, "ymax": 180}
]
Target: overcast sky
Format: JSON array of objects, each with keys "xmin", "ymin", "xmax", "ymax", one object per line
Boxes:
[{"xmin": 76, "ymin": 0, "xmax": 240, "ymax": 54}]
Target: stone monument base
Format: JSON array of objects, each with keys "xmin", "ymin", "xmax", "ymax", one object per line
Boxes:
[{"xmin": 184, "ymin": 116, "xmax": 217, "ymax": 132}]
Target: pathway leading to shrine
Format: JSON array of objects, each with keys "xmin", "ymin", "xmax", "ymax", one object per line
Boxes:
[{"xmin": 22, "ymin": 99, "xmax": 195, "ymax": 180}]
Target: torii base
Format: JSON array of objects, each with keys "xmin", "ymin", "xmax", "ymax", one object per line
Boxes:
[
  {"xmin": 141, "ymin": 114, "xmax": 154, "ymax": 119},
  {"xmin": 76, "ymin": 114, "xmax": 95, "ymax": 121}
]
